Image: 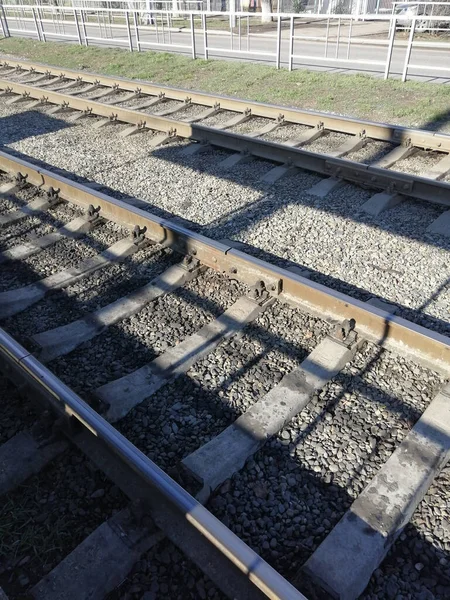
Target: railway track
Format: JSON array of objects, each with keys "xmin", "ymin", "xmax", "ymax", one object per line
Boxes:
[
  {"xmin": 0, "ymin": 146, "xmax": 449, "ymax": 600},
  {"xmin": 0, "ymin": 58, "xmax": 450, "ymax": 237}
]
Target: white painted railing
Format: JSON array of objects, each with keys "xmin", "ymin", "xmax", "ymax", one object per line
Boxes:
[{"xmin": 0, "ymin": 4, "xmax": 449, "ymax": 81}]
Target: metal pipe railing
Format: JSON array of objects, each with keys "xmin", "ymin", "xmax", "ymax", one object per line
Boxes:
[{"xmin": 1, "ymin": 5, "xmax": 449, "ymax": 80}]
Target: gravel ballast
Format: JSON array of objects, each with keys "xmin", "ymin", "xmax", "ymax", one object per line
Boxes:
[
  {"xmin": 207, "ymin": 343, "xmax": 445, "ymax": 594},
  {"xmin": 0, "ymin": 448, "xmax": 126, "ymax": 598},
  {"xmin": 0, "ymin": 98, "xmax": 447, "ymax": 336},
  {"xmin": 49, "ymin": 270, "xmax": 247, "ymax": 394},
  {"xmin": 0, "ymin": 83, "xmax": 449, "ymax": 600},
  {"xmin": 0, "ymin": 372, "xmax": 37, "ymax": 445},
  {"xmin": 4, "ymin": 244, "xmax": 172, "ymax": 339},
  {"xmin": 118, "ymin": 301, "xmax": 330, "ymax": 473},
  {"xmin": 0, "ymin": 218, "xmax": 127, "ymax": 292}
]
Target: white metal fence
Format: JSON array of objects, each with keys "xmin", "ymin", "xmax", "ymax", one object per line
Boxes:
[{"xmin": 0, "ymin": 3, "xmax": 449, "ymax": 80}]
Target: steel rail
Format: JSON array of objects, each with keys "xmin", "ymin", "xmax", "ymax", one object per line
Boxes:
[
  {"xmin": 0, "ymin": 148, "xmax": 449, "ymax": 375},
  {"xmin": 2, "ymin": 78, "xmax": 450, "ymax": 208},
  {"xmin": 0, "ymin": 328, "xmax": 305, "ymax": 600},
  {"xmin": 2, "ymin": 57, "xmax": 450, "ymax": 151}
]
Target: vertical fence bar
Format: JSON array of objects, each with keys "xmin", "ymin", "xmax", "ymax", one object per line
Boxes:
[
  {"xmin": 238, "ymin": 15, "xmax": 241, "ymax": 52},
  {"xmin": 384, "ymin": 16, "xmax": 396, "ymax": 79},
  {"xmin": 80, "ymin": 9, "xmax": 89, "ymax": 45},
  {"xmin": 125, "ymin": 11, "xmax": 133, "ymax": 51},
  {"xmin": 289, "ymin": 15, "xmax": 294, "ymax": 71},
  {"xmin": 324, "ymin": 17, "xmax": 330, "ymax": 57},
  {"xmin": 230, "ymin": 11, "xmax": 233, "ymax": 51},
  {"xmin": 0, "ymin": 5, "xmax": 10, "ymax": 38},
  {"xmin": 32, "ymin": 8, "xmax": 42, "ymax": 41},
  {"xmin": 73, "ymin": 8, "xmax": 83, "ymax": 45},
  {"xmin": 335, "ymin": 17, "xmax": 341, "ymax": 59},
  {"xmin": 61, "ymin": 7, "xmax": 67, "ymax": 38},
  {"xmin": 134, "ymin": 11, "xmax": 141, "ymax": 50},
  {"xmin": 167, "ymin": 11, "xmax": 172, "ymax": 45},
  {"xmin": 155, "ymin": 12, "xmax": 160, "ymax": 43},
  {"xmin": 346, "ymin": 17, "xmax": 352, "ymax": 60},
  {"xmin": 402, "ymin": 17, "xmax": 416, "ymax": 82},
  {"xmin": 190, "ymin": 13, "xmax": 196, "ymax": 58},
  {"xmin": 41, "ymin": 8, "xmax": 47, "ymax": 42},
  {"xmin": 202, "ymin": 12, "xmax": 208, "ymax": 59},
  {"xmin": 275, "ymin": 14, "xmax": 281, "ymax": 69},
  {"xmin": 246, "ymin": 14, "xmax": 249, "ymax": 51}
]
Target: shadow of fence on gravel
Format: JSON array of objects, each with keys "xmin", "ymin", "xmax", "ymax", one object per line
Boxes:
[
  {"xmin": 0, "ymin": 104, "xmax": 449, "ymax": 600},
  {"xmin": 0, "ymin": 110, "xmax": 71, "ymax": 146},
  {"xmin": 1, "ymin": 122, "xmax": 449, "ymax": 596},
  {"xmin": 1, "ymin": 144, "xmax": 449, "ymax": 342},
  {"xmin": 0, "ymin": 213, "xmax": 449, "ymax": 598},
  {"xmin": 421, "ymin": 108, "xmax": 450, "ymax": 133}
]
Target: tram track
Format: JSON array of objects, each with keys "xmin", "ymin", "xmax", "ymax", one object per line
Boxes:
[
  {"xmin": 0, "ymin": 147, "xmax": 449, "ymax": 599},
  {"xmin": 0, "ymin": 57, "xmax": 450, "ymax": 229}
]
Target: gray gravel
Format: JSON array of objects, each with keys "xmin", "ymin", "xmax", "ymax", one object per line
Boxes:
[
  {"xmin": 110, "ymin": 539, "xmax": 225, "ymax": 600},
  {"xmin": 0, "ymin": 99, "xmax": 447, "ymax": 338},
  {"xmin": 0, "ymin": 371, "xmax": 37, "ymax": 445},
  {"xmin": 118, "ymin": 301, "xmax": 330, "ymax": 473},
  {"xmin": 230, "ymin": 116, "xmax": 269, "ymax": 135},
  {"xmin": 0, "ymin": 448, "xmax": 126, "ymax": 598},
  {"xmin": 303, "ymin": 131, "xmax": 350, "ymax": 154},
  {"xmin": 261, "ymin": 123, "xmax": 311, "ymax": 143},
  {"xmin": 344, "ymin": 139, "xmax": 393, "ymax": 164},
  {"xmin": 0, "ymin": 219, "xmax": 127, "ymax": 292},
  {"xmin": 49, "ymin": 269, "xmax": 246, "ymax": 393},
  {"xmin": 207, "ymin": 342, "xmax": 445, "ymax": 589},
  {"xmin": 389, "ymin": 149, "xmax": 444, "ymax": 176},
  {"xmin": 4, "ymin": 244, "xmax": 172, "ymax": 339},
  {"xmin": 199, "ymin": 109, "xmax": 240, "ymax": 128},
  {"xmin": 0, "ymin": 198, "xmax": 83, "ymax": 251},
  {"xmin": 179, "ymin": 102, "xmax": 215, "ymax": 121}
]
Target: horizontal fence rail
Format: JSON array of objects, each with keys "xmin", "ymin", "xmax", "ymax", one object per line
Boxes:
[{"xmin": 0, "ymin": 4, "xmax": 449, "ymax": 80}]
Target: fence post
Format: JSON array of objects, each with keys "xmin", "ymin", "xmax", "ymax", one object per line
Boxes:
[
  {"xmin": 32, "ymin": 8, "xmax": 42, "ymax": 41},
  {"xmin": 125, "ymin": 11, "xmax": 133, "ymax": 51},
  {"xmin": 0, "ymin": 5, "xmax": 10, "ymax": 38},
  {"xmin": 289, "ymin": 15, "xmax": 294, "ymax": 71},
  {"xmin": 335, "ymin": 17, "xmax": 341, "ymax": 59},
  {"xmin": 80, "ymin": 9, "xmax": 88, "ymax": 45},
  {"xmin": 238, "ymin": 15, "xmax": 241, "ymax": 51},
  {"xmin": 190, "ymin": 13, "xmax": 196, "ymax": 59},
  {"xmin": 346, "ymin": 16, "xmax": 353, "ymax": 60},
  {"xmin": 230, "ymin": 0, "xmax": 236, "ymax": 28},
  {"xmin": 73, "ymin": 8, "xmax": 83, "ymax": 45},
  {"xmin": 384, "ymin": 16, "xmax": 396, "ymax": 80},
  {"xmin": 402, "ymin": 17, "xmax": 416, "ymax": 82},
  {"xmin": 275, "ymin": 15, "xmax": 281, "ymax": 69},
  {"xmin": 133, "ymin": 11, "xmax": 141, "ymax": 51},
  {"xmin": 230, "ymin": 11, "xmax": 233, "ymax": 51},
  {"xmin": 202, "ymin": 12, "xmax": 208, "ymax": 59}
]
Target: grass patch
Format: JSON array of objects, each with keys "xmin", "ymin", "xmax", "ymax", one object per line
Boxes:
[{"xmin": 1, "ymin": 37, "xmax": 450, "ymax": 130}]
